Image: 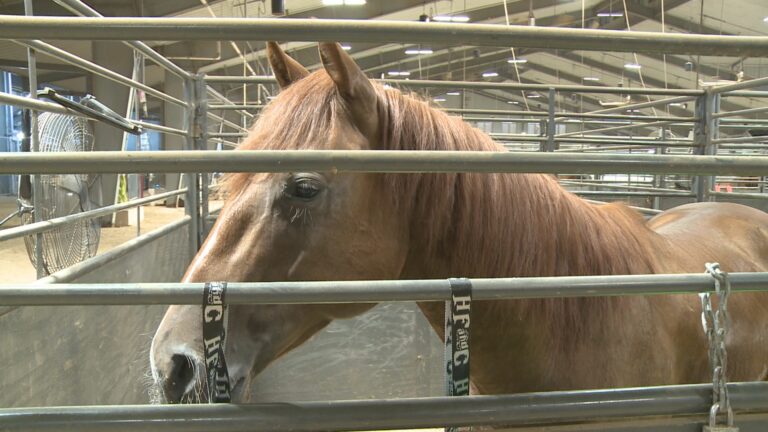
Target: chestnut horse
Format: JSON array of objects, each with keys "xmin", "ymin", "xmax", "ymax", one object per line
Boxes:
[{"xmin": 150, "ymin": 42, "xmax": 768, "ymax": 403}]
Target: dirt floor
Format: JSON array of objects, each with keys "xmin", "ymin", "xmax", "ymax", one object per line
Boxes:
[{"xmin": 0, "ymin": 196, "xmax": 188, "ymax": 284}]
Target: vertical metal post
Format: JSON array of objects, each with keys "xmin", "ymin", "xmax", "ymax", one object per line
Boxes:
[
  {"xmin": 183, "ymin": 78, "xmax": 200, "ymax": 255},
  {"xmin": 24, "ymin": 0, "xmax": 44, "ymax": 279},
  {"xmin": 545, "ymin": 87, "xmax": 556, "ymax": 152},
  {"xmin": 194, "ymin": 75, "xmax": 210, "ymax": 238},
  {"xmin": 653, "ymin": 128, "xmax": 667, "ymax": 210},
  {"xmin": 694, "ymin": 91, "xmax": 720, "ymax": 202}
]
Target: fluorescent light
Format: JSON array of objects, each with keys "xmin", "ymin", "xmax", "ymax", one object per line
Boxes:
[
  {"xmin": 15, "ymin": 131, "xmax": 24, "ymax": 140},
  {"xmin": 507, "ymin": 101, "xmax": 519, "ymax": 105},
  {"xmin": 433, "ymin": 15, "xmax": 470, "ymax": 23},
  {"xmin": 624, "ymin": 63, "xmax": 642, "ymax": 70},
  {"xmin": 446, "ymin": 91, "xmax": 461, "ymax": 96},
  {"xmin": 764, "ymin": 16, "xmax": 768, "ymax": 22},
  {"xmin": 387, "ymin": 71, "xmax": 411, "ymax": 77},
  {"xmin": 405, "ymin": 48, "xmax": 433, "ymax": 55},
  {"xmin": 583, "ymin": 77, "xmax": 601, "ymax": 81},
  {"xmin": 507, "ymin": 58, "xmax": 528, "ymax": 64},
  {"xmin": 482, "ymin": 71, "xmax": 498, "ymax": 78},
  {"xmin": 597, "ymin": 12, "xmax": 623, "ymax": 17},
  {"xmin": 527, "ymin": 94, "xmax": 540, "ymax": 98},
  {"xmin": 433, "ymin": 97, "xmax": 446, "ymax": 102},
  {"xmin": 340, "ymin": 44, "xmax": 352, "ymax": 51},
  {"xmin": 669, "ymin": 103, "xmax": 687, "ymax": 108},
  {"xmin": 626, "ymin": 109, "xmax": 642, "ymax": 113}
]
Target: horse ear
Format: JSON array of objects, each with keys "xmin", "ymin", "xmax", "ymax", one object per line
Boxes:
[
  {"xmin": 267, "ymin": 42, "xmax": 310, "ymax": 89},
  {"xmin": 318, "ymin": 42, "xmax": 379, "ymax": 139}
]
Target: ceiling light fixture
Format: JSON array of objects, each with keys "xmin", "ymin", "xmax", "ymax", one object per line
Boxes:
[
  {"xmin": 433, "ymin": 97, "xmax": 446, "ymax": 102},
  {"xmin": 527, "ymin": 94, "xmax": 541, "ymax": 98},
  {"xmin": 624, "ymin": 63, "xmax": 642, "ymax": 70},
  {"xmin": 507, "ymin": 101, "xmax": 519, "ymax": 104},
  {"xmin": 405, "ymin": 48, "xmax": 434, "ymax": 55},
  {"xmin": 583, "ymin": 77, "xmax": 601, "ymax": 81},
  {"xmin": 387, "ymin": 71, "xmax": 411, "ymax": 76},
  {"xmin": 597, "ymin": 12, "xmax": 623, "ymax": 17},
  {"xmin": 482, "ymin": 71, "xmax": 499, "ymax": 78},
  {"xmin": 446, "ymin": 91, "xmax": 461, "ymax": 96},
  {"xmin": 507, "ymin": 58, "xmax": 528, "ymax": 64},
  {"xmin": 340, "ymin": 44, "xmax": 352, "ymax": 51},
  {"xmin": 432, "ymin": 15, "xmax": 470, "ymax": 23}
]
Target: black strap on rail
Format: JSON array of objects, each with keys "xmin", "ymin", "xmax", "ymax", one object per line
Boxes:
[
  {"xmin": 202, "ymin": 282, "xmax": 232, "ymax": 403},
  {"xmin": 445, "ymin": 278, "xmax": 472, "ymax": 432}
]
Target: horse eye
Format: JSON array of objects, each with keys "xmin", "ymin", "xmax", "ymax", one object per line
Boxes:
[{"xmin": 288, "ymin": 177, "xmax": 323, "ymax": 200}]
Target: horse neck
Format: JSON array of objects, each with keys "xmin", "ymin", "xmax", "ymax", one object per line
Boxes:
[{"xmin": 403, "ymin": 171, "xmax": 662, "ymax": 279}]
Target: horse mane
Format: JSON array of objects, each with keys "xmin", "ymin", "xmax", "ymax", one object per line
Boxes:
[{"xmin": 227, "ymin": 70, "xmax": 663, "ymax": 279}]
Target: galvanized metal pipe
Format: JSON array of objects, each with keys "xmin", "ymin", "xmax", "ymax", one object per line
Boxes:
[
  {"xmin": 51, "ymin": 0, "xmax": 192, "ymax": 80},
  {"xmin": 1, "ymin": 382, "xmax": 767, "ymax": 431},
  {"xmin": 0, "ymin": 188, "xmax": 187, "ymax": 243},
  {"xmin": 562, "ymin": 180, "xmax": 685, "ymax": 194},
  {"xmin": 573, "ymin": 190, "xmax": 694, "ymax": 198},
  {"xmin": 2, "ymin": 151, "xmax": 768, "ymax": 176},
  {"xmin": 584, "ymin": 199, "xmax": 662, "ymax": 215},
  {"xmin": 207, "ymin": 112, "xmax": 248, "ymax": 133},
  {"xmin": 0, "ymin": 17, "xmax": 766, "ymax": 56},
  {"xmin": 709, "ymin": 75, "xmax": 768, "ymax": 94},
  {"xmin": 37, "ymin": 216, "xmax": 191, "ymax": 284},
  {"xmin": 2, "ymin": 272, "xmax": 767, "ymax": 306},
  {"xmin": 0, "ymin": 91, "xmax": 186, "ymax": 136},
  {"xmin": 709, "ymin": 191, "xmax": 768, "ymax": 200},
  {"xmin": 713, "ymin": 135, "xmax": 768, "ymax": 144},
  {"xmin": 14, "ymin": 40, "xmax": 188, "ymax": 107},
  {"xmin": 712, "ymin": 105, "xmax": 768, "ymax": 119}
]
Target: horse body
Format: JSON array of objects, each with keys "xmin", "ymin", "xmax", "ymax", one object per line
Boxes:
[{"xmin": 149, "ymin": 41, "xmax": 768, "ymax": 403}]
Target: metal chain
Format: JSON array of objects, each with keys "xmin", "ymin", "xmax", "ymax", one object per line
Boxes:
[{"xmin": 701, "ymin": 262, "xmax": 737, "ymax": 431}]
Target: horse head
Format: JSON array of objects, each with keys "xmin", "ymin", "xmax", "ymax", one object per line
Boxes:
[{"xmin": 149, "ymin": 42, "xmax": 412, "ymax": 403}]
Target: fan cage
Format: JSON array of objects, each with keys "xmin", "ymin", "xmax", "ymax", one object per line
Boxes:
[{"xmin": 23, "ymin": 112, "xmax": 100, "ymax": 275}]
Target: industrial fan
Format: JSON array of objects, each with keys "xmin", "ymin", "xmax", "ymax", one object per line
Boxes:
[{"xmin": 21, "ymin": 112, "xmax": 101, "ymax": 275}]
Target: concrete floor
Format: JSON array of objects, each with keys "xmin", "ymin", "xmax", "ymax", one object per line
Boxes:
[{"xmin": 0, "ymin": 196, "xmax": 187, "ymax": 283}]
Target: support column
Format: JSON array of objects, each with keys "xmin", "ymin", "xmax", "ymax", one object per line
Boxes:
[{"xmin": 90, "ymin": 41, "xmax": 132, "ymax": 214}]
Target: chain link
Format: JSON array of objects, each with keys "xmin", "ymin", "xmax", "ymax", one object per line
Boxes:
[{"xmin": 701, "ymin": 263, "xmax": 736, "ymax": 431}]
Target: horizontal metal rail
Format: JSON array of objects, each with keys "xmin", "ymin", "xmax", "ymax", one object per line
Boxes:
[
  {"xmin": 0, "ymin": 17, "xmax": 766, "ymax": 56},
  {"xmin": 51, "ymin": 0, "xmax": 192, "ymax": 80},
  {"xmin": 712, "ymin": 105, "xmax": 768, "ymax": 119},
  {"xmin": 573, "ymin": 190, "xmax": 694, "ymax": 197},
  {"xmin": 585, "ymin": 199, "xmax": 662, "ymax": 215},
  {"xmin": 15, "ymin": 39, "xmax": 188, "ymax": 107},
  {"xmin": 562, "ymin": 180, "xmax": 685, "ymax": 194},
  {"xmin": 2, "ymin": 151, "xmax": 768, "ymax": 176},
  {"xmin": 37, "ymin": 216, "xmax": 191, "ymax": 284},
  {"xmin": 709, "ymin": 75, "xmax": 768, "ymax": 94},
  {"xmin": 0, "ymin": 188, "xmax": 186, "ymax": 243},
  {"xmin": 1, "ymin": 382, "xmax": 767, "ymax": 431},
  {"xmin": 713, "ymin": 135, "xmax": 768, "ymax": 144},
  {"xmin": 2, "ymin": 272, "xmax": 767, "ymax": 306},
  {"xmin": 0, "ymin": 91, "xmax": 186, "ymax": 136},
  {"xmin": 208, "ymin": 104, "xmax": 265, "ymax": 111},
  {"xmin": 207, "ymin": 112, "xmax": 248, "ymax": 133},
  {"xmin": 446, "ymin": 108, "xmax": 696, "ymax": 122},
  {"xmin": 206, "ymin": 75, "xmax": 706, "ymax": 96},
  {"xmin": 709, "ymin": 190, "xmax": 768, "ymax": 200}
]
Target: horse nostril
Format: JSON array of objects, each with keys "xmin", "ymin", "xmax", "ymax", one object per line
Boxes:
[{"xmin": 163, "ymin": 354, "xmax": 198, "ymax": 403}]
